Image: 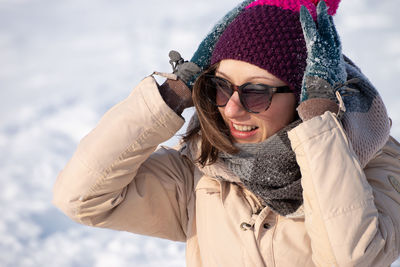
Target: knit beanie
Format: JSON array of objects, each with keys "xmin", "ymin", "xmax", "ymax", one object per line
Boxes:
[{"xmin": 210, "ymin": 0, "xmax": 341, "ymax": 98}]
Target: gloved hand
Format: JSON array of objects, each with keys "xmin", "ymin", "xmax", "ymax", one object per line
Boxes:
[
  {"xmin": 156, "ymin": 51, "xmax": 201, "ymax": 115},
  {"xmin": 155, "ymin": 52, "xmax": 195, "ymax": 115},
  {"xmin": 168, "ymin": 50, "xmax": 201, "ymax": 89},
  {"xmin": 298, "ymin": 0, "xmax": 347, "ymax": 121}
]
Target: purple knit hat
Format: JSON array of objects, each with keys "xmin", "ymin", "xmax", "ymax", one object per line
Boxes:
[{"xmin": 210, "ymin": 0, "xmax": 341, "ymax": 98}]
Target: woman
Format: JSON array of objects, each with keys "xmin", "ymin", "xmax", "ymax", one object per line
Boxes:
[{"xmin": 53, "ymin": 0, "xmax": 400, "ymax": 266}]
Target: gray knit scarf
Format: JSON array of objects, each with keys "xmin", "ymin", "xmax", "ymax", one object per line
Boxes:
[{"xmin": 219, "ymin": 120, "xmax": 302, "ymax": 216}]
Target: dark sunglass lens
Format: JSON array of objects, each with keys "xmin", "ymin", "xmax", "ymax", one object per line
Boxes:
[
  {"xmin": 242, "ymin": 84, "xmax": 273, "ymax": 112},
  {"xmin": 212, "ymin": 78, "xmax": 233, "ymax": 106}
]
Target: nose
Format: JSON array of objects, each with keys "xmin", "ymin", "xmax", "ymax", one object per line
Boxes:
[{"xmin": 222, "ymin": 91, "xmax": 247, "ymax": 118}]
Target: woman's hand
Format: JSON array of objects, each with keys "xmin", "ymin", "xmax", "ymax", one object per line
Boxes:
[
  {"xmin": 168, "ymin": 50, "xmax": 201, "ymax": 90},
  {"xmin": 298, "ymin": 0, "xmax": 347, "ymax": 120},
  {"xmin": 156, "ymin": 51, "xmax": 201, "ymax": 115},
  {"xmin": 300, "ymin": 0, "xmax": 347, "ymax": 101},
  {"xmin": 155, "ymin": 53, "xmax": 198, "ymax": 115}
]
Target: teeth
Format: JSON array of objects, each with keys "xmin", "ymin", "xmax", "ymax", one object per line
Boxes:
[{"xmin": 233, "ymin": 123, "xmax": 257, "ymax": 132}]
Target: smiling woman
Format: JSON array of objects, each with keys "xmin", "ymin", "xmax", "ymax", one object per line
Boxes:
[
  {"xmin": 52, "ymin": 0, "xmax": 400, "ymax": 266},
  {"xmin": 210, "ymin": 60, "xmax": 296, "ymax": 143}
]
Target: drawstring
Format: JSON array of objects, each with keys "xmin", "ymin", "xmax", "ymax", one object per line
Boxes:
[
  {"xmin": 333, "ymin": 77, "xmax": 361, "ymax": 119},
  {"xmin": 333, "ymin": 77, "xmax": 361, "ymax": 95}
]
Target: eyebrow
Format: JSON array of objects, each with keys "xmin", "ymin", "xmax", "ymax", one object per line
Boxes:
[{"xmin": 215, "ymin": 70, "xmax": 275, "ymax": 83}]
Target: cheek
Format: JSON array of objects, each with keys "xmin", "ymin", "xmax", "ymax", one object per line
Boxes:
[
  {"xmin": 273, "ymin": 95, "xmax": 297, "ymax": 121},
  {"xmin": 256, "ymin": 98, "xmax": 296, "ymax": 130},
  {"xmin": 274, "ymin": 103, "xmax": 296, "ymax": 125}
]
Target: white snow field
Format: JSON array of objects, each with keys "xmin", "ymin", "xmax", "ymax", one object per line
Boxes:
[{"xmin": 0, "ymin": 0, "xmax": 399, "ymax": 266}]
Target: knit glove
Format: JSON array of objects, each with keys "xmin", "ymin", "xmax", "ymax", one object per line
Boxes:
[
  {"xmin": 156, "ymin": 51, "xmax": 200, "ymax": 115},
  {"xmin": 168, "ymin": 50, "xmax": 201, "ymax": 89},
  {"xmin": 298, "ymin": 0, "xmax": 347, "ymax": 121}
]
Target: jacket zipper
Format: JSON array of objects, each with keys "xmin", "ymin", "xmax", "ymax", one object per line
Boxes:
[{"xmin": 270, "ymin": 215, "xmax": 279, "ymax": 267}]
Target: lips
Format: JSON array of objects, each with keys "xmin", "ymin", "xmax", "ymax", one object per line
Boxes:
[
  {"xmin": 230, "ymin": 122, "xmax": 259, "ymax": 140},
  {"xmin": 232, "ymin": 123, "xmax": 258, "ymax": 132}
]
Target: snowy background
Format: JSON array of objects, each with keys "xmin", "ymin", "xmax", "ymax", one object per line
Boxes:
[{"xmin": 1, "ymin": 0, "xmax": 399, "ymax": 266}]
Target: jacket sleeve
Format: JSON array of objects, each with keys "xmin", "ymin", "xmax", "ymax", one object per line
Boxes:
[
  {"xmin": 53, "ymin": 76, "xmax": 194, "ymax": 242},
  {"xmin": 288, "ymin": 111, "xmax": 400, "ymax": 267}
]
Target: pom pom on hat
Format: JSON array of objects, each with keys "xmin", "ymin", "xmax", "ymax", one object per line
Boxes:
[{"xmin": 246, "ymin": 0, "xmax": 341, "ymax": 20}]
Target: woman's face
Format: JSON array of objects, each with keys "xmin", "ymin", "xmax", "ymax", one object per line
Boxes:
[{"xmin": 216, "ymin": 59, "xmax": 297, "ymax": 144}]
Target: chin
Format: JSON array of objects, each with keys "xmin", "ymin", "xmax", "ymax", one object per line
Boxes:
[{"xmin": 234, "ymin": 136, "xmax": 263, "ymax": 144}]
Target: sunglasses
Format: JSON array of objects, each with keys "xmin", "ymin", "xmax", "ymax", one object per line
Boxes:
[{"xmin": 204, "ymin": 74, "xmax": 292, "ymax": 113}]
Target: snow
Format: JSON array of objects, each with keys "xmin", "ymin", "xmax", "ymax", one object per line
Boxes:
[{"xmin": 0, "ymin": 0, "xmax": 399, "ymax": 266}]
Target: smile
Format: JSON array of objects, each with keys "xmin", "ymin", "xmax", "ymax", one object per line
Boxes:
[
  {"xmin": 232, "ymin": 123, "xmax": 258, "ymax": 132},
  {"xmin": 230, "ymin": 122, "xmax": 259, "ymax": 140}
]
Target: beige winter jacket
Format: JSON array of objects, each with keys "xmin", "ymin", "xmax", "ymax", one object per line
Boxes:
[{"xmin": 53, "ymin": 76, "xmax": 400, "ymax": 267}]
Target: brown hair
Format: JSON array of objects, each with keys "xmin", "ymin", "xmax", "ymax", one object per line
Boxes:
[{"xmin": 184, "ymin": 63, "xmax": 239, "ymax": 166}]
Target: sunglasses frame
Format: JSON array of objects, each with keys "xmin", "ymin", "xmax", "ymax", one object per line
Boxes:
[{"xmin": 204, "ymin": 74, "xmax": 293, "ymax": 114}]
